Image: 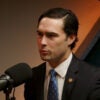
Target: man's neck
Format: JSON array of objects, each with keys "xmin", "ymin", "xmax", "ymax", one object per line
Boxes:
[{"xmin": 48, "ymin": 51, "xmax": 72, "ymax": 68}]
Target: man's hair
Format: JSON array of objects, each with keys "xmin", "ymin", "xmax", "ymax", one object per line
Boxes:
[{"xmin": 38, "ymin": 7, "xmax": 79, "ymax": 49}]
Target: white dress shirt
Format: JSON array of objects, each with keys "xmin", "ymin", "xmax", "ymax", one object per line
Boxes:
[{"xmin": 44, "ymin": 53, "xmax": 73, "ymax": 100}]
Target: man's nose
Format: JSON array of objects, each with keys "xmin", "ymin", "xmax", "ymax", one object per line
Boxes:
[{"xmin": 41, "ymin": 36, "xmax": 47, "ymax": 45}]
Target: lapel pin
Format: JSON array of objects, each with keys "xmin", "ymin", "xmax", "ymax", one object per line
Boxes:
[{"xmin": 68, "ymin": 77, "xmax": 73, "ymax": 83}]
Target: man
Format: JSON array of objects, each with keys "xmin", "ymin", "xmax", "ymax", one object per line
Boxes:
[{"xmin": 24, "ymin": 7, "xmax": 100, "ymax": 100}]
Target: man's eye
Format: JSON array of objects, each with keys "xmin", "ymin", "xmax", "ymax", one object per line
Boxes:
[
  {"xmin": 37, "ymin": 32, "xmax": 43, "ymax": 37},
  {"xmin": 47, "ymin": 34, "xmax": 54, "ymax": 37},
  {"xmin": 47, "ymin": 33, "xmax": 58, "ymax": 38}
]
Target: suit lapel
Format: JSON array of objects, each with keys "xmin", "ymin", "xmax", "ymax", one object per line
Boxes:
[
  {"xmin": 62, "ymin": 56, "xmax": 79, "ymax": 100},
  {"xmin": 36, "ymin": 63, "xmax": 46, "ymax": 100}
]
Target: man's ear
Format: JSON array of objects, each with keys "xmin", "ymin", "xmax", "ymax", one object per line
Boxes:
[{"xmin": 67, "ymin": 34, "xmax": 76, "ymax": 45}]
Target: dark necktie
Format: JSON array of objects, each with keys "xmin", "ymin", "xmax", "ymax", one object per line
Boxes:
[{"xmin": 47, "ymin": 69, "xmax": 58, "ymax": 100}]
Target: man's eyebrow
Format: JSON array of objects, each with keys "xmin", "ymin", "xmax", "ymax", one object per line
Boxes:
[
  {"xmin": 46, "ymin": 32, "xmax": 59, "ymax": 37},
  {"xmin": 37, "ymin": 30, "xmax": 57, "ymax": 34},
  {"xmin": 46, "ymin": 31, "xmax": 58, "ymax": 34},
  {"xmin": 36, "ymin": 30, "xmax": 59, "ymax": 37},
  {"xmin": 36, "ymin": 30, "xmax": 43, "ymax": 34}
]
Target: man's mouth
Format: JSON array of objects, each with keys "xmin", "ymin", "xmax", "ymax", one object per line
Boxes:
[{"xmin": 40, "ymin": 50, "xmax": 49, "ymax": 55}]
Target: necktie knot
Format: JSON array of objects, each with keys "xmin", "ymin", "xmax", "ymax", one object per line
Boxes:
[{"xmin": 50, "ymin": 69, "xmax": 56, "ymax": 77}]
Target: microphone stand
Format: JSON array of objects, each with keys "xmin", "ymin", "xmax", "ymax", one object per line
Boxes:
[
  {"xmin": 3, "ymin": 79, "xmax": 15, "ymax": 100},
  {"xmin": 4, "ymin": 86, "xmax": 12, "ymax": 100}
]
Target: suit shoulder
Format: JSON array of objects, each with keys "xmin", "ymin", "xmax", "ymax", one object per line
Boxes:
[
  {"xmin": 31, "ymin": 62, "xmax": 46, "ymax": 74},
  {"xmin": 25, "ymin": 62, "xmax": 46, "ymax": 83},
  {"xmin": 32, "ymin": 62, "xmax": 46, "ymax": 69}
]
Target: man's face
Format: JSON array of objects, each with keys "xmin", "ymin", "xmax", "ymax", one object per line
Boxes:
[{"xmin": 37, "ymin": 17, "xmax": 71, "ymax": 62}]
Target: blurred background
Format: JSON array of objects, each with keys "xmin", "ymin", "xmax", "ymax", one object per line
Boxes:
[{"xmin": 0, "ymin": 0, "xmax": 100, "ymax": 100}]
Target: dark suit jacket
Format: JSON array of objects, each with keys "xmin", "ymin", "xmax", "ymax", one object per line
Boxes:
[{"xmin": 24, "ymin": 56, "xmax": 100, "ymax": 100}]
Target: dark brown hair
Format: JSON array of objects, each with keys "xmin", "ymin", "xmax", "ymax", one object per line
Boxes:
[{"xmin": 38, "ymin": 7, "xmax": 79, "ymax": 49}]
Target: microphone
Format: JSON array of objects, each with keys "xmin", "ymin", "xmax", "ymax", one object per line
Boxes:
[{"xmin": 0, "ymin": 63, "xmax": 32, "ymax": 91}]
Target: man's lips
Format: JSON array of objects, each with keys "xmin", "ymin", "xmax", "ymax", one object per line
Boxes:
[{"xmin": 40, "ymin": 50, "xmax": 49, "ymax": 55}]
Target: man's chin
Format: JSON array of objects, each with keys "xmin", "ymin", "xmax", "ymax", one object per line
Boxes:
[
  {"xmin": 41, "ymin": 56, "xmax": 51, "ymax": 61},
  {"xmin": 41, "ymin": 58, "xmax": 48, "ymax": 61}
]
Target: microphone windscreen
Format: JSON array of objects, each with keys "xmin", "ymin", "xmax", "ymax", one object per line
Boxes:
[{"xmin": 5, "ymin": 63, "xmax": 32, "ymax": 87}]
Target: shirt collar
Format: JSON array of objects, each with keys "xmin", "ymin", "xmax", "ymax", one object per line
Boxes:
[{"xmin": 46, "ymin": 53, "xmax": 73, "ymax": 78}]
